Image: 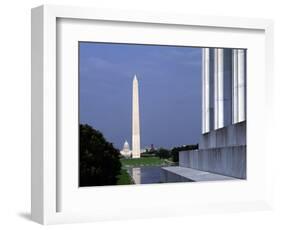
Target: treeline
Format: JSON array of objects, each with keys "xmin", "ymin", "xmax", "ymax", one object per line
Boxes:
[
  {"xmin": 79, "ymin": 124, "xmax": 121, "ymax": 187},
  {"xmin": 142, "ymin": 144, "xmax": 198, "ymax": 162}
]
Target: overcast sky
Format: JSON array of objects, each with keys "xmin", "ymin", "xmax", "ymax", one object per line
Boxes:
[{"xmin": 79, "ymin": 42, "xmax": 202, "ymax": 150}]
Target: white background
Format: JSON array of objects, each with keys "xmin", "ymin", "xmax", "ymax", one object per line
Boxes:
[{"xmin": 0, "ymin": 0, "xmax": 280, "ymax": 229}]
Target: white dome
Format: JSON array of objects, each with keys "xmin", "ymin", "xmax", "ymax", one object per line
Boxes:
[
  {"xmin": 120, "ymin": 140, "xmax": 131, "ymax": 158},
  {"xmin": 123, "ymin": 140, "xmax": 130, "ymax": 151}
]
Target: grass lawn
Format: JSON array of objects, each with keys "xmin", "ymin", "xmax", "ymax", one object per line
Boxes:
[
  {"xmin": 117, "ymin": 169, "xmax": 134, "ymax": 185},
  {"xmin": 121, "ymin": 156, "xmax": 171, "ymax": 167}
]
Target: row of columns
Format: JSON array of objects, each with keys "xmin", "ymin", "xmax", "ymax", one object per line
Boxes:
[{"xmin": 202, "ymin": 47, "xmax": 246, "ymax": 134}]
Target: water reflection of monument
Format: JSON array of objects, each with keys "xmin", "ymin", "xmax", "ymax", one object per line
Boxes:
[
  {"xmin": 131, "ymin": 167, "xmax": 141, "ymax": 184},
  {"xmin": 120, "ymin": 74, "xmax": 141, "ymax": 158}
]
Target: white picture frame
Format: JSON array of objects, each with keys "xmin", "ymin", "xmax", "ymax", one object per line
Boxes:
[{"xmin": 31, "ymin": 4, "xmax": 274, "ymax": 225}]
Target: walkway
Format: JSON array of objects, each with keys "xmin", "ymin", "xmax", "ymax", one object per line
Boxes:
[{"xmin": 162, "ymin": 166, "xmax": 239, "ymax": 182}]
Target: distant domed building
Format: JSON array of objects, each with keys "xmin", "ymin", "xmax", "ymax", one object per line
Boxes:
[{"xmin": 120, "ymin": 140, "xmax": 132, "ymax": 158}]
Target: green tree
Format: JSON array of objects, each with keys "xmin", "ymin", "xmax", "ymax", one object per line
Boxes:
[
  {"xmin": 155, "ymin": 148, "xmax": 171, "ymax": 159},
  {"xmin": 171, "ymin": 148, "xmax": 180, "ymax": 162},
  {"xmin": 79, "ymin": 124, "xmax": 121, "ymax": 186}
]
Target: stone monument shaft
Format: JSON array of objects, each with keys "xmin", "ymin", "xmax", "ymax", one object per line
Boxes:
[{"xmin": 132, "ymin": 75, "xmax": 141, "ymax": 158}]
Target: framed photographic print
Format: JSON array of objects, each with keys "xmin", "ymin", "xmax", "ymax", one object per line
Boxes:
[{"xmin": 31, "ymin": 5, "xmax": 274, "ymax": 225}]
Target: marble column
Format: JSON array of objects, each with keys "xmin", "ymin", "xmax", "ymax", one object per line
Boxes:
[
  {"xmin": 232, "ymin": 49, "xmax": 246, "ymax": 123},
  {"xmin": 202, "ymin": 48, "xmax": 210, "ymax": 134},
  {"xmin": 214, "ymin": 48, "xmax": 224, "ymax": 130},
  {"xmin": 202, "ymin": 48, "xmax": 215, "ymax": 134}
]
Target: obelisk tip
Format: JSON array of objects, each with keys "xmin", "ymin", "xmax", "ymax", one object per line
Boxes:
[{"xmin": 133, "ymin": 74, "xmax": 138, "ymax": 81}]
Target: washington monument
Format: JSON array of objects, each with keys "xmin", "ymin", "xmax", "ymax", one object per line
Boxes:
[{"xmin": 132, "ymin": 75, "xmax": 141, "ymax": 158}]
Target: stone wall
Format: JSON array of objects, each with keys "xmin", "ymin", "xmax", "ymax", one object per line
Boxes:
[
  {"xmin": 199, "ymin": 121, "xmax": 246, "ymax": 149},
  {"xmin": 179, "ymin": 146, "xmax": 246, "ymax": 179}
]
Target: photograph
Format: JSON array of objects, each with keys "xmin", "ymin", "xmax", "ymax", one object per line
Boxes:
[
  {"xmin": 26, "ymin": 2, "xmax": 277, "ymax": 226},
  {"xmin": 78, "ymin": 42, "xmax": 247, "ymax": 187}
]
